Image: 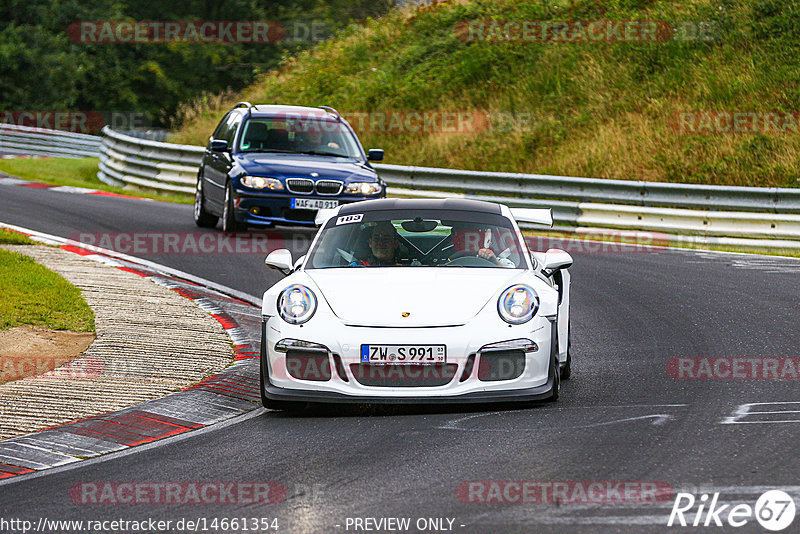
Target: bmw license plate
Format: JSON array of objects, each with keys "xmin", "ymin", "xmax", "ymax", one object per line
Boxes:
[
  {"xmin": 361, "ymin": 345, "xmax": 446, "ymax": 364},
  {"xmin": 291, "ymin": 198, "xmax": 339, "ymax": 210}
]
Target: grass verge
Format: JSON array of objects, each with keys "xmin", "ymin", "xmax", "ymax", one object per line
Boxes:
[
  {"xmin": 0, "ymin": 157, "xmax": 192, "ymax": 204},
  {"xmin": 170, "ymin": 0, "xmax": 800, "ymax": 188},
  {"xmin": 0, "ymin": 242, "xmax": 95, "ymax": 332},
  {"xmin": 0, "ymin": 229, "xmax": 36, "ymax": 246}
]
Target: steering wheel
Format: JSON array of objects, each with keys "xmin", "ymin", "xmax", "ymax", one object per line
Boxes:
[
  {"xmin": 336, "ymin": 248, "xmax": 367, "ymax": 267},
  {"xmin": 446, "ymin": 255, "xmax": 496, "ymax": 267}
]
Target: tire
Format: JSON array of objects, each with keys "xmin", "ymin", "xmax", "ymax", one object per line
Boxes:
[
  {"xmin": 547, "ymin": 331, "xmax": 560, "ymax": 402},
  {"xmin": 260, "ymin": 327, "xmax": 304, "ymax": 412},
  {"xmin": 260, "ymin": 372, "xmax": 303, "ymax": 412},
  {"xmin": 193, "ymin": 173, "xmax": 219, "ymax": 228},
  {"xmin": 221, "ymin": 181, "xmax": 245, "ymax": 233},
  {"xmin": 560, "ymin": 321, "xmax": 572, "ymax": 380}
]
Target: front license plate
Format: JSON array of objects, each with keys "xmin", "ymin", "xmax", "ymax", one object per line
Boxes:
[
  {"xmin": 291, "ymin": 198, "xmax": 339, "ymax": 210},
  {"xmin": 361, "ymin": 345, "xmax": 446, "ymax": 364}
]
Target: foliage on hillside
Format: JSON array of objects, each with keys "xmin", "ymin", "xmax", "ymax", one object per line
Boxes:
[
  {"xmin": 0, "ymin": 0, "xmax": 393, "ymax": 127},
  {"xmin": 172, "ymin": 0, "xmax": 800, "ymax": 187}
]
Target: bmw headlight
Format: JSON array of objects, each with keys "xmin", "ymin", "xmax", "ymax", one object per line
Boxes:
[
  {"xmin": 497, "ymin": 285, "xmax": 539, "ymax": 324},
  {"xmin": 344, "ymin": 182, "xmax": 382, "ymax": 196},
  {"xmin": 241, "ymin": 175, "xmax": 284, "ymax": 190},
  {"xmin": 278, "ymin": 285, "xmax": 317, "ymax": 324}
]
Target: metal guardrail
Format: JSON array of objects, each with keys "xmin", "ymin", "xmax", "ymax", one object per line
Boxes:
[
  {"xmin": 374, "ymin": 164, "xmax": 800, "ymax": 214},
  {"xmin": 98, "ymin": 126, "xmax": 202, "ymax": 194},
  {"xmin": 90, "ymin": 127, "xmax": 800, "ymax": 241},
  {"xmin": 0, "ymin": 123, "xmax": 102, "ymax": 158}
]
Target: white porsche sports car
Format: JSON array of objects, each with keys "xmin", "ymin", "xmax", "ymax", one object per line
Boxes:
[{"xmin": 260, "ymin": 199, "xmax": 573, "ymax": 409}]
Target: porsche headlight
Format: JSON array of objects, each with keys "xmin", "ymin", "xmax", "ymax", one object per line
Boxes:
[
  {"xmin": 241, "ymin": 175, "xmax": 284, "ymax": 190},
  {"xmin": 278, "ymin": 285, "xmax": 317, "ymax": 324},
  {"xmin": 344, "ymin": 182, "xmax": 382, "ymax": 196},
  {"xmin": 497, "ymin": 285, "xmax": 538, "ymax": 324}
]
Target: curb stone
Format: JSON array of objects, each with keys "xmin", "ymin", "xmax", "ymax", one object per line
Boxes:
[{"xmin": 0, "ymin": 230, "xmax": 264, "ymax": 481}]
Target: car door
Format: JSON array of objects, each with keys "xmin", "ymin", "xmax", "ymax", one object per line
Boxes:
[{"xmin": 203, "ymin": 112, "xmax": 237, "ymax": 209}]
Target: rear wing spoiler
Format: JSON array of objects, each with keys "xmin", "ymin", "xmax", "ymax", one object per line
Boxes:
[
  {"xmin": 317, "ymin": 206, "xmax": 552, "ymax": 227},
  {"xmin": 509, "ymin": 208, "xmax": 553, "ymax": 228}
]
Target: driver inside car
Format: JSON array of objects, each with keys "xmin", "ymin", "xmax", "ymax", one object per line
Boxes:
[
  {"xmin": 449, "ymin": 223, "xmax": 515, "ymax": 267},
  {"xmin": 353, "ymin": 222, "xmax": 402, "ymax": 266},
  {"xmin": 298, "ymin": 128, "xmax": 340, "ymax": 153}
]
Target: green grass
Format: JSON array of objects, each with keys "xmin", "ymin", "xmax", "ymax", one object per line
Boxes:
[
  {"xmin": 0, "ymin": 157, "xmax": 191, "ymax": 204},
  {"xmin": 0, "ymin": 229, "xmax": 36, "ymax": 245},
  {"xmin": 171, "ymin": 0, "xmax": 800, "ymax": 188},
  {"xmin": 0, "ymin": 248, "xmax": 95, "ymax": 331}
]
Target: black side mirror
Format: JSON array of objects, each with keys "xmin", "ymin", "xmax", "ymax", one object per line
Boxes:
[
  {"xmin": 210, "ymin": 139, "xmax": 229, "ymax": 152},
  {"xmin": 367, "ymin": 149, "xmax": 384, "ymax": 162}
]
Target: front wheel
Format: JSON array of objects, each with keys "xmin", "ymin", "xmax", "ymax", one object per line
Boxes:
[
  {"xmin": 260, "ymin": 374, "xmax": 304, "ymax": 412},
  {"xmin": 193, "ymin": 174, "xmax": 219, "ymax": 228},
  {"xmin": 221, "ymin": 181, "xmax": 245, "ymax": 233},
  {"xmin": 260, "ymin": 335, "xmax": 305, "ymax": 413},
  {"xmin": 560, "ymin": 321, "xmax": 572, "ymax": 380},
  {"xmin": 546, "ymin": 333, "xmax": 560, "ymax": 402}
]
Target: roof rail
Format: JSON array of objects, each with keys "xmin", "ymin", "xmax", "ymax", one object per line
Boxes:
[
  {"xmin": 232, "ymin": 102, "xmax": 253, "ymax": 109},
  {"xmin": 319, "ymin": 106, "xmax": 341, "ymax": 120}
]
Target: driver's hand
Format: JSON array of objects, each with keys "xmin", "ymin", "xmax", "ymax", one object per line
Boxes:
[{"xmin": 477, "ymin": 248, "xmax": 497, "ymax": 263}]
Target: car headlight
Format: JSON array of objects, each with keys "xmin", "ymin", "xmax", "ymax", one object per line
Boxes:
[
  {"xmin": 241, "ymin": 175, "xmax": 283, "ymax": 190},
  {"xmin": 497, "ymin": 285, "xmax": 539, "ymax": 324},
  {"xmin": 278, "ymin": 285, "xmax": 317, "ymax": 324},
  {"xmin": 344, "ymin": 182, "xmax": 382, "ymax": 196}
]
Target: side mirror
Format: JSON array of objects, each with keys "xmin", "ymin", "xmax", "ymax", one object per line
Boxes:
[
  {"xmin": 542, "ymin": 249, "xmax": 573, "ymax": 275},
  {"xmin": 367, "ymin": 149, "xmax": 384, "ymax": 162},
  {"xmin": 265, "ymin": 249, "xmax": 293, "ymax": 275},
  {"xmin": 210, "ymin": 139, "xmax": 229, "ymax": 152}
]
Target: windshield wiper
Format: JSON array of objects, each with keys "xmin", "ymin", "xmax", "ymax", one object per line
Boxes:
[{"xmin": 295, "ymin": 150, "xmax": 346, "ymax": 157}]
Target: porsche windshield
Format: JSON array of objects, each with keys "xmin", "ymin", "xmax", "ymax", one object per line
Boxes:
[{"xmin": 307, "ymin": 210, "xmax": 527, "ymax": 269}]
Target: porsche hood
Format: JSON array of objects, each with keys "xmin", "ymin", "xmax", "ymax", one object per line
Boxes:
[{"xmin": 305, "ymin": 269, "xmax": 523, "ymax": 327}]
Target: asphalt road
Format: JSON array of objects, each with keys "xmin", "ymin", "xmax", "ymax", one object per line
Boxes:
[{"xmin": 2, "ymin": 183, "xmax": 800, "ymax": 533}]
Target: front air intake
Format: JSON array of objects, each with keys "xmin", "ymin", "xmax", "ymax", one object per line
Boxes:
[
  {"xmin": 350, "ymin": 363, "xmax": 458, "ymax": 387},
  {"xmin": 477, "ymin": 350, "xmax": 525, "ymax": 382},
  {"xmin": 285, "ymin": 350, "xmax": 332, "ymax": 381}
]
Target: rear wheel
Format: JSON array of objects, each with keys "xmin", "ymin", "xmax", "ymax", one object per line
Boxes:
[
  {"xmin": 193, "ymin": 173, "xmax": 218, "ymax": 228},
  {"xmin": 221, "ymin": 181, "xmax": 245, "ymax": 233}
]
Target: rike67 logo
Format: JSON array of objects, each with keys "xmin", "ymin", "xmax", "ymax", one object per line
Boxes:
[{"xmin": 668, "ymin": 490, "xmax": 796, "ymax": 531}]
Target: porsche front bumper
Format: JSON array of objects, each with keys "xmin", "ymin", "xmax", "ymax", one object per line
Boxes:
[{"xmin": 260, "ymin": 316, "xmax": 558, "ymax": 404}]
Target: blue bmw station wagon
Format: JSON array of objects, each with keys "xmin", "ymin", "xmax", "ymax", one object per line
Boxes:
[{"xmin": 194, "ymin": 103, "xmax": 385, "ymax": 231}]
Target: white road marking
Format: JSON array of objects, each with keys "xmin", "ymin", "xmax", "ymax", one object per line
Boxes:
[
  {"xmin": 436, "ymin": 412, "xmax": 509, "ymax": 432},
  {"xmin": 437, "ymin": 406, "xmax": 686, "ymax": 432},
  {"xmin": 721, "ymin": 401, "xmax": 800, "ymax": 424},
  {"xmin": 572, "ymin": 414, "xmax": 675, "ymax": 428}
]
